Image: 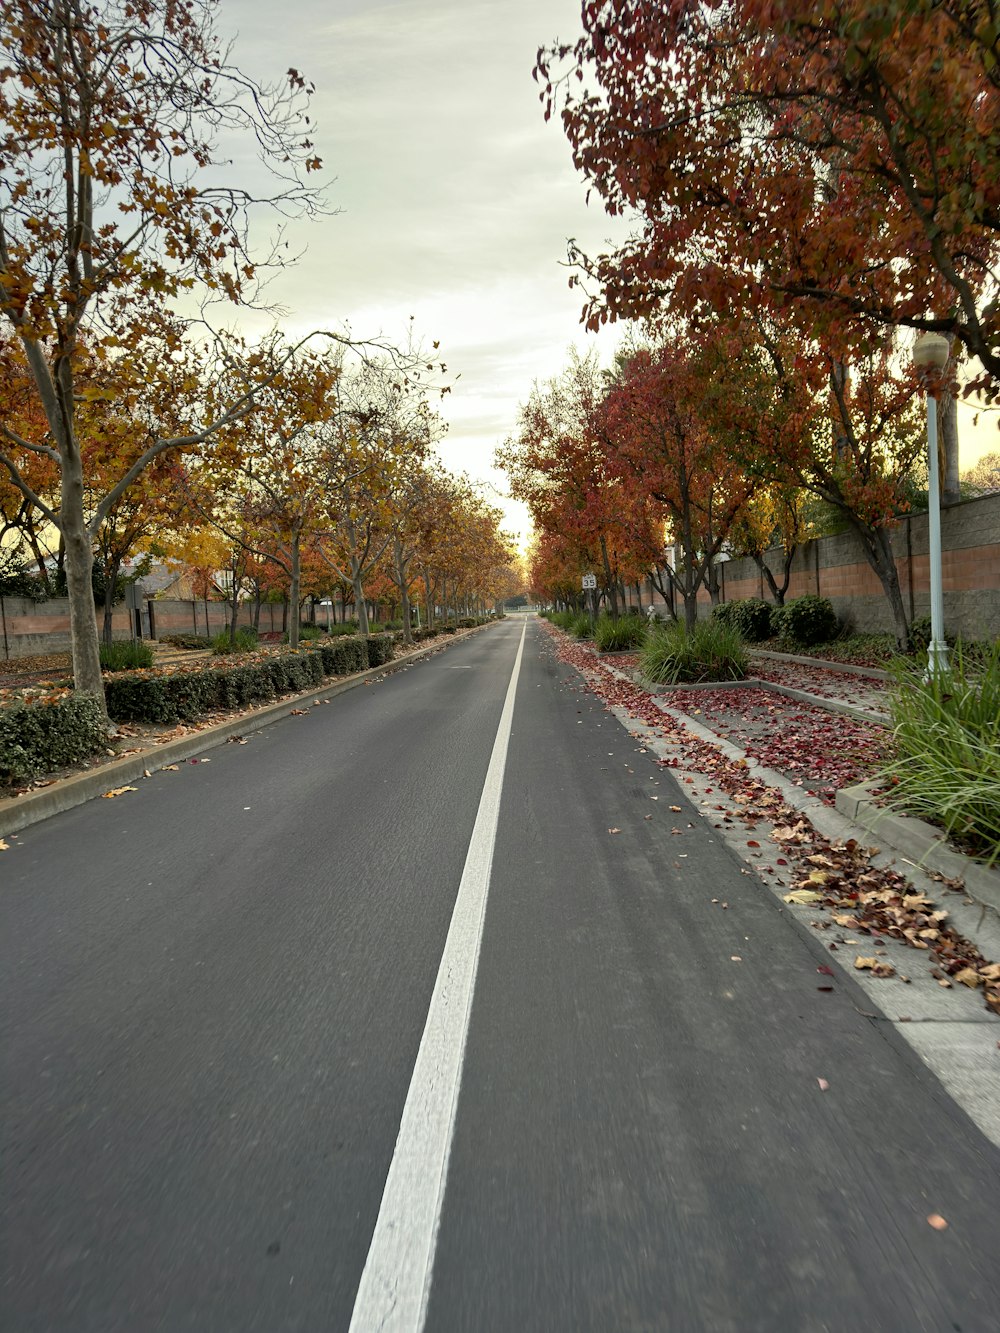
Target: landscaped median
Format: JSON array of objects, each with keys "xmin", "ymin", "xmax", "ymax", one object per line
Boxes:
[{"xmin": 0, "ymin": 619, "xmax": 498, "ymax": 826}]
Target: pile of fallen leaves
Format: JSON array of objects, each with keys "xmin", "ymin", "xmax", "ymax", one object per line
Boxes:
[
  {"xmin": 543, "ymin": 622, "xmax": 1000, "ymax": 1016},
  {"xmin": 777, "ymin": 819, "xmax": 1000, "ymax": 1015}
]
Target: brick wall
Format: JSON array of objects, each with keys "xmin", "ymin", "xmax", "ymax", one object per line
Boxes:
[{"xmin": 624, "ymin": 491, "xmax": 1000, "ymax": 639}]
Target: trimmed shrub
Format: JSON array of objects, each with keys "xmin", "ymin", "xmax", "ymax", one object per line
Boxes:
[
  {"xmin": 712, "ymin": 598, "xmax": 773, "ymax": 643},
  {"xmin": 0, "ymin": 695, "xmax": 107, "ymax": 787},
  {"xmin": 104, "ymin": 672, "xmax": 175, "ymax": 723},
  {"xmin": 365, "ymin": 633, "xmax": 395, "ymax": 668},
  {"xmin": 100, "ymin": 640, "xmax": 154, "ymax": 671},
  {"xmin": 641, "ymin": 619, "xmax": 748, "ymax": 685},
  {"xmin": 318, "ymin": 636, "xmax": 368, "ymax": 676},
  {"xmin": 594, "ymin": 614, "xmax": 647, "ymax": 652},
  {"xmin": 778, "ymin": 594, "xmax": 838, "ymax": 646}
]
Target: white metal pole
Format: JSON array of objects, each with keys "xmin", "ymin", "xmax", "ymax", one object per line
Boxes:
[{"xmin": 925, "ymin": 393, "xmax": 950, "ymax": 676}]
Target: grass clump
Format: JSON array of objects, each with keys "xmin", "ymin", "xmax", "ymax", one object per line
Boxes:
[
  {"xmin": 100, "ymin": 640, "xmax": 154, "ymax": 671},
  {"xmin": 641, "ymin": 618, "xmax": 748, "ymax": 685},
  {"xmin": 880, "ymin": 642, "xmax": 1000, "ymax": 864},
  {"xmin": 212, "ymin": 627, "xmax": 259, "ymax": 654},
  {"xmin": 594, "ymin": 614, "xmax": 647, "ymax": 652}
]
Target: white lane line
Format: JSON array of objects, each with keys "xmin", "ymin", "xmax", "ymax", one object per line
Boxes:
[{"xmin": 348, "ymin": 617, "xmax": 527, "ymax": 1333}]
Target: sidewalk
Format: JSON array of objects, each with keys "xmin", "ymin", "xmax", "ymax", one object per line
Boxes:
[{"xmin": 545, "ymin": 625, "xmax": 1000, "ymax": 1148}]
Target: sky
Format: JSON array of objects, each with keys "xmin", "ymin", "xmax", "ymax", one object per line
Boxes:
[
  {"xmin": 220, "ymin": 0, "xmax": 996, "ymax": 551},
  {"xmin": 221, "ymin": 0, "xmax": 628, "ymax": 549}
]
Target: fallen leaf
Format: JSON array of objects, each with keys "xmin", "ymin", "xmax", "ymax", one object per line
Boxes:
[
  {"xmin": 102, "ymin": 785, "xmax": 137, "ymax": 799},
  {"xmin": 669, "ymin": 804, "xmax": 681, "ymax": 812},
  {"xmin": 954, "ymin": 967, "xmax": 982, "ymax": 989},
  {"xmin": 608, "ymin": 827, "xmax": 621, "ymax": 835},
  {"xmin": 817, "ymin": 1078, "xmax": 829, "ymax": 1091},
  {"xmin": 731, "ymin": 955, "xmax": 742, "ymax": 962},
  {"xmin": 783, "ymin": 889, "xmax": 823, "ymax": 905},
  {"xmin": 0, "ymin": 839, "xmax": 9, "ymax": 851},
  {"xmin": 927, "ymin": 1214, "xmax": 948, "ymax": 1231},
  {"xmin": 163, "ymin": 764, "xmax": 179, "ymax": 771},
  {"xmin": 817, "ymin": 965, "xmax": 835, "ymax": 976},
  {"xmin": 854, "ymin": 956, "xmax": 896, "ymax": 977}
]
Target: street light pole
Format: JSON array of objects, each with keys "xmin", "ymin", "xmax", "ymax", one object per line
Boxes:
[{"xmin": 912, "ymin": 332, "xmax": 952, "ymax": 676}]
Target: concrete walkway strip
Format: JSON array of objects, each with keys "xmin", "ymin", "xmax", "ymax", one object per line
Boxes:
[{"xmin": 348, "ymin": 619, "xmax": 526, "ymax": 1333}]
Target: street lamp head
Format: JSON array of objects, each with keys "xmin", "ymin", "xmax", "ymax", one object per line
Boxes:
[{"xmin": 912, "ymin": 331, "xmax": 951, "ymax": 372}]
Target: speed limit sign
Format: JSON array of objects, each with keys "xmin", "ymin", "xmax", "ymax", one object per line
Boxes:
[{"xmin": 582, "ymin": 573, "xmax": 597, "ymax": 589}]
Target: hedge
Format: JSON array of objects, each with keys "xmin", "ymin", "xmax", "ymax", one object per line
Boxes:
[
  {"xmin": 364, "ymin": 633, "xmax": 395, "ymax": 668},
  {"xmin": 317, "ymin": 636, "xmax": 368, "ymax": 676},
  {"xmin": 104, "ymin": 641, "xmax": 370, "ymax": 724},
  {"xmin": 0, "ymin": 695, "xmax": 107, "ymax": 786}
]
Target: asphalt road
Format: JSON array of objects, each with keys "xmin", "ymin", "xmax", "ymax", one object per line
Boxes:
[{"xmin": 2, "ymin": 617, "xmax": 999, "ymax": 1332}]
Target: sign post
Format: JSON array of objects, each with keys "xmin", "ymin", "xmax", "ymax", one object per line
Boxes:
[{"xmin": 582, "ymin": 573, "xmax": 597, "ymax": 634}]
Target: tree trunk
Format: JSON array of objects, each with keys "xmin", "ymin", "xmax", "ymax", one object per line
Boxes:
[
  {"xmin": 102, "ymin": 557, "xmax": 121, "ymax": 646},
  {"xmin": 395, "ymin": 539, "xmax": 413, "ymax": 646},
  {"xmin": 288, "ymin": 533, "xmax": 301, "ymax": 649},
  {"xmin": 599, "ymin": 535, "xmax": 619, "ymax": 617},
  {"xmin": 682, "ymin": 584, "xmax": 699, "ymax": 632},
  {"xmin": 351, "ymin": 559, "xmax": 370, "ymax": 635},
  {"xmin": 423, "ymin": 571, "xmax": 433, "ymax": 623},
  {"xmin": 939, "ymin": 390, "xmax": 960, "ymax": 503},
  {"xmin": 753, "ymin": 549, "xmax": 794, "ymax": 605},
  {"xmin": 706, "ymin": 560, "xmax": 722, "ymax": 607},
  {"xmin": 62, "ymin": 459, "xmax": 106, "ymax": 713},
  {"xmin": 848, "ymin": 517, "xmax": 910, "ymax": 649}
]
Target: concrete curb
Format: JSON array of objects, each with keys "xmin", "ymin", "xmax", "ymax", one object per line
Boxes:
[
  {"xmin": 837, "ymin": 781, "xmax": 1000, "ymax": 919},
  {"xmin": 0, "ymin": 626, "xmax": 492, "ymax": 838},
  {"xmin": 751, "ymin": 648, "xmax": 891, "ymax": 681},
  {"xmin": 638, "ymin": 674, "xmax": 888, "ymax": 725}
]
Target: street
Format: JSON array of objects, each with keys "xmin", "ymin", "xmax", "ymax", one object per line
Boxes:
[{"xmin": 3, "ymin": 617, "xmax": 999, "ymax": 1332}]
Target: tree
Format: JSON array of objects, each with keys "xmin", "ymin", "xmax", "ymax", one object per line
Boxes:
[
  {"xmin": 962, "ymin": 450, "xmax": 1000, "ymax": 493},
  {"xmin": 316, "ymin": 360, "xmax": 434, "ymax": 635},
  {"xmin": 498, "ymin": 349, "xmax": 666, "ymax": 616},
  {"xmin": 0, "ymin": 0, "xmax": 324, "ymax": 714},
  {"xmin": 187, "ymin": 347, "xmax": 340, "ymax": 647},
  {"xmin": 537, "ymin": 0, "xmax": 1000, "ymax": 392},
  {"xmin": 598, "ymin": 334, "xmax": 757, "ymax": 630}
]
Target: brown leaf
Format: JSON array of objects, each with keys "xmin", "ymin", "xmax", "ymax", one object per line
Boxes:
[
  {"xmin": 954, "ymin": 967, "xmax": 982, "ymax": 989},
  {"xmin": 608, "ymin": 827, "xmax": 621, "ymax": 834},
  {"xmin": 927, "ymin": 1214, "xmax": 948, "ymax": 1231},
  {"xmin": 102, "ymin": 785, "xmax": 137, "ymax": 799}
]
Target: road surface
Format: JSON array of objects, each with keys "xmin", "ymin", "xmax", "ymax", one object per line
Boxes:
[{"xmin": 3, "ymin": 617, "xmax": 999, "ymax": 1331}]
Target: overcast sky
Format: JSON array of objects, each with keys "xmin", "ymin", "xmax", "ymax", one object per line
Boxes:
[
  {"xmin": 222, "ymin": 0, "xmax": 995, "ymax": 550},
  {"xmin": 221, "ymin": 0, "xmax": 628, "ymax": 547}
]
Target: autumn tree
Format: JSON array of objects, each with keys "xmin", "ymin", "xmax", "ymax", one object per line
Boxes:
[
  {"xmin": 316, "ymin": 359, "xmax": 435, "ymax": 634},
  {"xmin": 498, "ymin": 349, "xmax": 668, "ymax": 616},
  {"xmin": 537, "ymin": 0, "xmax": 1000, "ymax": 390},
  {"xmin": 0, "ymin": 0, "xmax": 326, "ymax": 713}
]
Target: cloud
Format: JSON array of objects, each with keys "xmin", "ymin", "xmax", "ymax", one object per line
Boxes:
[{"xmin": 221, "ymin": 0, "xmax": 632, "ymax": 542}]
